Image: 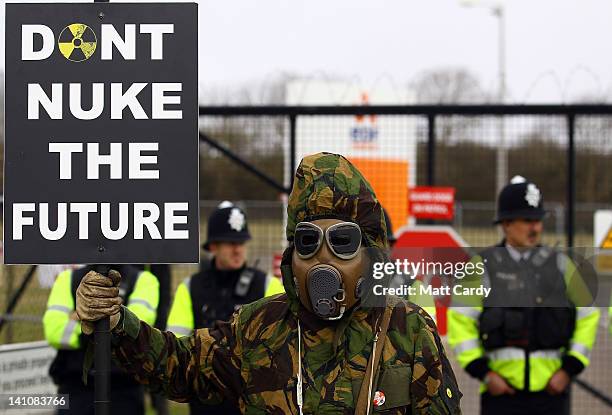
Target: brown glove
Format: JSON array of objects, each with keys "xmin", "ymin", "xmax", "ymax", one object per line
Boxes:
[{"xmin": 76, "ymin": 269, "xmax": 123, "ymax": 335}]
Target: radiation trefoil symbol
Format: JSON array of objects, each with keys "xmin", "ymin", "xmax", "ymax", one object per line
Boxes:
[{"xmin": 58, "ymin": 23, "xmax": 97, "ymax": 62}]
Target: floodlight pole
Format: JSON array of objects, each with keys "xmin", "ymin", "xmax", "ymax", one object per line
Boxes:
[
  {"xmin": 494, "ymin": 5, "xmax": 507, "ymax": 196},
  {"xmin": 460, "ymin": 0, "xmax": 507, "ymax": 195}
]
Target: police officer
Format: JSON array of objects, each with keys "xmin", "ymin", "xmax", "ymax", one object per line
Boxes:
[
  {"xmin": 43, "ymin": 264, "xmax": 159, "ymax": 415},
  {"xmin": 448, "ymin": 176, "xmax": 599, "ymax": 415},
  {"xmin": 166, "ymin": 201, "xmax": 284, "ymax": 415}
]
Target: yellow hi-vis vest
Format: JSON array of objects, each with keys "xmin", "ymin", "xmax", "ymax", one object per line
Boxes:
[
  {"xmin": 43, "ymin": 268, "xmax": 159, "ymax": 349},
  {"xmin": 167, "ymin": 273, "xmax": 284, "ymax": 337},
  {"xmin": 447, "ymin": 251, "xmax": 599, "ymax": 392}
]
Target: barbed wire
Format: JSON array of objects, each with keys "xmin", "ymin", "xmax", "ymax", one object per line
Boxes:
[{"xmin": 199, "ymin": 66, "xmax": 612, "ymax": 105}]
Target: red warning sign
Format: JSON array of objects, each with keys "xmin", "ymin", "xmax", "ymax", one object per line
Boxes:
[
  {"xmin": 393, "ymin": 225, "xmax": 470, "ymax": 335},
  {"xmin": 408, "ymin": 187, "xmax": 455, "ymax": 220}
]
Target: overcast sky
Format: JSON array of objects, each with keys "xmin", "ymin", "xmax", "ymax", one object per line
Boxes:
[{"xmin": 2, "ymin": 0, "xmax": 611, "ymax": 103}]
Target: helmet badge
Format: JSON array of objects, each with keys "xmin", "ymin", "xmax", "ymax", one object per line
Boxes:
[
  {"xmin": 525, "ymin": 183, "xmax": 541, "ymax": 208},
  {"xmin": 228, "ymin": 208, "xmax": 246, "ymax": 231}
]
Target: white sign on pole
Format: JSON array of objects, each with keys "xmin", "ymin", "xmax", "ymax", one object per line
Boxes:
[{"xmin": 285, "ymin": 80, "xmax": 417, "ymax": 230}]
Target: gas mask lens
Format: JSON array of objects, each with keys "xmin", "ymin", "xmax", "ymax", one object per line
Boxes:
[
  {"xmin": 294, "ymin": 221, "xmax": 362, "ymax": 260},
  {"xmin": 294, "ymin": 223, "xmax": 323, "ymax": 258}
]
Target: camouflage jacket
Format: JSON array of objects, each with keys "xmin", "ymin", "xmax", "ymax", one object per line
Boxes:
[
  {"xmin": 112, "ymin": 292, "xmax": 460, "ymax": 414},
  {"xmin": 111, "ymin": 153, "xmax": 461, "ymax": 413}
]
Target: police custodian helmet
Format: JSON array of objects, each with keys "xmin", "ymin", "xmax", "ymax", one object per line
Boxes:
[
  {"xmin": 203, "ymin": 201, "xmax": 251, "ymax": 250},
  {"xmin": 494, "ymin": 176, "xmax": 546, "ymax": 224}
]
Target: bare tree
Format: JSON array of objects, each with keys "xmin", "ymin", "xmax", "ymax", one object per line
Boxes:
[
  {"xmin": 411, "ymin": 67, "xmax": 488, "ymax": 104},
  {"xmin": 411, "ymin": 67, "xmax": 490, "ymax": 146}
]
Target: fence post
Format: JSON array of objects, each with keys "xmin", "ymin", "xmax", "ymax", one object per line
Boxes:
[
  {"xmin": 567, "ymin": 114, "xmax": 575, "ymax": 248},
  {"xmin": 554, "ymin": 203, "xmax": 565, "ymax": 244},
  {"xmin": 427, "ymin": 114, "xmax": 436, "ymax": 186},
  {"xmin": 4, "ymin": 266, "xmax": 15, "ymax": 343},
  {"xmin": 289, "ymin": 114, "xmax": 297, "ymax": 189},
  {"xmin": 0, "ymin": 265, "xmax": 38, "ymax": 335},
  {"xmin": 455, "ymin": 202, "xmax": 463, "ymax": 230}
]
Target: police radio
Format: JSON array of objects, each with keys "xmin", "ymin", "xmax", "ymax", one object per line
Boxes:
[{"xmin": 234, "ymin": 259, "xmax": 260, "ymax": 297}]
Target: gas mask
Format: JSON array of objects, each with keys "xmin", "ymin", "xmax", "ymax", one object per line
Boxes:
[{"xmin": 291, "ymin": 218, "xmax": 365, "ymax": 320}]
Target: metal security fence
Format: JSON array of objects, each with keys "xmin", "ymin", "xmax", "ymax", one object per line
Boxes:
[
  {"xmin": 196, "ymin": 104, "xmax": 612, "ymax": 414},
  {"xmin": 198, "ymin": 104, "xmax": 612, "ymax": 246},
  {"xmin": 2, "ymin": 104, "xmax": 612, "ymax": 413}
]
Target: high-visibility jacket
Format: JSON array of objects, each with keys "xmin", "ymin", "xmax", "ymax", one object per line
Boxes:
[
  {"xmin": 43, "ymin": 266, "xmax": 159, "ymax": 350},
  {"xmin": 167, "ymin": 261, "xmax": 284, "ymax": 337},
  {"xmin": 448, "ymin": 245, "xmax": 599, "ymax": 392}
]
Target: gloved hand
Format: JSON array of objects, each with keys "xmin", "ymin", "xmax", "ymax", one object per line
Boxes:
[{"xmin": 76, "ymin": 269, "xmax": 123, "ymax": 335}]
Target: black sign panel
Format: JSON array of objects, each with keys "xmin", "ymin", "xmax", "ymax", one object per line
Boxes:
[{"xmin": 4, "ymin": 3, "xmax": 199, "ymax": 264}]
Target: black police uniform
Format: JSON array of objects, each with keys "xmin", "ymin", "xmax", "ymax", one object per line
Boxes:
[{"xmin": 48, "ymin": 265, "xmax": 147, "ymax": 415}]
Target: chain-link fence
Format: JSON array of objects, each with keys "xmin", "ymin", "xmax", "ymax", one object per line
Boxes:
[
  {"xmin": 197, "ymin": 106, "xmax": 612, "ymax": 414},
  {"xmin": 2, "ymin": 104, "xmax": 612, "ymax": 413}
]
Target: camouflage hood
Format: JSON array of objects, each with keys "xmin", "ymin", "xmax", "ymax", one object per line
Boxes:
[
  {"xmin": 281, "ymin": 152, "xmax": 388, "ymax": 313},
  {"xmin": 286, "ymin": 152, "xmax": 387, "ymax": 248}
]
